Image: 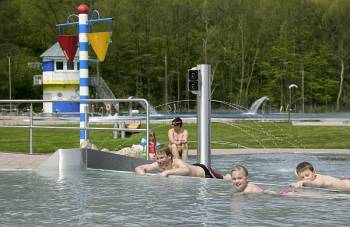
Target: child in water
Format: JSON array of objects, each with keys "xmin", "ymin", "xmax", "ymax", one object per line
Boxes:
[
  {"xmin": 229, "ymin": 165, "xmax": 263, "ymax": 193},
  {"xmin": 292, "ymin": 161, "xmax": 350, "ymax": 191}
]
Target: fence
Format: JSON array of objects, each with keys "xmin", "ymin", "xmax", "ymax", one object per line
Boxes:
[{"xmin": 0, "ymin": 99, "xmax": 151, "ymax": 159}]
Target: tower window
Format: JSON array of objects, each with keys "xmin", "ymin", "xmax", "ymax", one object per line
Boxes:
[
  {"xmin": 56, "ymin": 61, "xmax": 64, "ymax": 70},
  {"xmin": 67, "ymin": 62, "xmax": 75, "ymax": 70}
]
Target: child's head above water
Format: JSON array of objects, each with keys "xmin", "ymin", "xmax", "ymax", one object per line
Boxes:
[
  {"xmin": 230, "ymin": 165, "xmax": 249, "ymax": 192},
  {"xmin": 295, "ymin": 161, "xmax": 317, "ymax": 181},
  {"xmin": 156, "ymin": 144, "xmax": 172, "ymax": 158},
  {"xmin": 231, "ymin": 164, "xmax": 249, "ymax": 177}
]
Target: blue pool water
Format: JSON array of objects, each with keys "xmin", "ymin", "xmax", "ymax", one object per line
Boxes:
[{"xmin": 1, "ymin": 153, "xmax": 350, "ymax": 226}]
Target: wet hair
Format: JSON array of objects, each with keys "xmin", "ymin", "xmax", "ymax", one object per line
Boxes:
[
  {"xmin": 231, "ymin": 164, "xmax": 249, "ymax": 177},
  {"xmin": 172, "ymin": 117, "xmax": 183, "ymax": 127},
  {"xmin": 296, "ymin": 161, "xmax": 314, "ymax": 175},
  {"xmin": 156, "ymin": 144, "xmax": 173, "ymax": 158}
]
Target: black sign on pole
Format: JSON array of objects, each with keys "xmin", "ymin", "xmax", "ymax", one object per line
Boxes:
[{"xmin": 188, "ymin": 69, "xmax": 199, "ymax": 91}]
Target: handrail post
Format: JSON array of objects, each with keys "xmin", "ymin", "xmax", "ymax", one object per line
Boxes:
[
  {"xmin": 84, "ymin": 105, "xmax": 88, "ymax": 141},
  {"xmin": 145, "ymin": 100, "xmax": 149, "ymax": 160},
  {"xmin": 29, "ymin": 102, "xmax": 33, "ymax": 155}
]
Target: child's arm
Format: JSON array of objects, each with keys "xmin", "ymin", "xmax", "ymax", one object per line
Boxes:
[
  {"xmin": 181, "ymin": 129, "xmax": 188, "ymax": 144},
  {"xmin": 135, "ymin": 162, "xmax": 158, "ymax": 175},
  {"xmin": 292, "ymin": 180, "xmax": 304, "ymax": 188},
  {"xmin": 292, "ymin": 178, "xmax": 324, "ymax": 188},
  {"xmin": 159, "ymin": 160, "xmax": 190, "ymax": 177}
]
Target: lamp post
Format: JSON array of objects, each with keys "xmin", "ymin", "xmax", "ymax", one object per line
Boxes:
[
  {"xmin": 288, "ymin": 84, "xmax": 298, "ymax": 122},
  {"xmin": 7, "ymin": 54, "xmax": 11, "ymax": 111}
]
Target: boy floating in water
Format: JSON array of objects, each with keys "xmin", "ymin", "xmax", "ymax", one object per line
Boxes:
[
  {"xmin": 292, "ymin": 161, "xmax": 350, "ymax": 191},
  {"xmin": 229, "ymin": 165, "xmax": 263, "ymax": 193},
  {"xmin": 135, "ymin": 144, "xmax": 223, "ymax": 179}
]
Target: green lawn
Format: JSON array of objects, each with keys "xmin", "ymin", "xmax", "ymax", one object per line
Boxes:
[{"xmin": 1, "ymin": 122, "xmax": 350, "ymax": 154}]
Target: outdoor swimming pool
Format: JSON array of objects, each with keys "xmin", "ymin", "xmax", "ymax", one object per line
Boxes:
[{"xmin": 1, "ymin": 152, "xmax": 350, "ymax": 226}]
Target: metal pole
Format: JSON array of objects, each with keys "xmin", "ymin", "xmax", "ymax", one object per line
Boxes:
[
  {"xmin": 84, "ymin": 105, "xmax": 88, "ymax": 140},
  {"xmin": 197, "ymin": 64, "xmax": 211, "ymax": 167},
  {"xmin": 146, "ymin": 100, "xmax": 149, "ymax": 160},
  {"xmin": 301, "ymin": 67, "xmax": 305, "ymax": 113},
  {"xmin": 196, "ymin": 92, "xmax": 201, "ymax": 161},
  {"xmin": 77, "ymin": 4, "xmax": 90, "ymax": 145},
  {"xmin": 97, "ymin": 61, "xmax": 100, "ymax": 77},
  {"xmin": 113, "ymin": 123, "xmax": 118, "ymax": 139},
  {"xmin": 164, "ymin": 55, "xmax": 168, "ymax": 108},
  {"xmin": 288, "ymin": 88, "xmax": 291, "ymax": 123},
  {"xmin": 288, "ymin": 84, "xmax": 298, "ymax": 123},
  {"xmin": 8, "ymin": 55, "xmax": 11, "ymax": 111},
  {"xmin": 29, "ymin": 103, "xmax": 33, "ymax": 155}
]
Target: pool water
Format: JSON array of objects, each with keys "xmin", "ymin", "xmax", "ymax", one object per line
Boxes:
[{"xmin": 1, "ymin": 153, "xmax": 350, "ymax": 226}]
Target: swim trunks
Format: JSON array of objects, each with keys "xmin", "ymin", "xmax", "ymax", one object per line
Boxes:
[{"xmin": 192, "ymin": 163, "xmax": 223, "ymax": 179}]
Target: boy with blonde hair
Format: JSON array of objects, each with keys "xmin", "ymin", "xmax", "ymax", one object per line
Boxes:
[{"xmin": 230, "ymin": 165, "xmax": 263, "ymax": 193}]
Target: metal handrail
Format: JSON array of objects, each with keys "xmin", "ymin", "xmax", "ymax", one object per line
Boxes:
[{"xmin": 0, "ymin": 99, "xmax": 150, "ymax": 158}]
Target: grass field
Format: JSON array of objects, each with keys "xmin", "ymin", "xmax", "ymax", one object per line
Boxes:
[{"xmin": 1, "ymin": 121, "xmax": 350, "ymax": 154}]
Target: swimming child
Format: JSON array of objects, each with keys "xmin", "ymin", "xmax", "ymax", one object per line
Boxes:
[
  {"xmin": 230, "ymin": 165, "xmax": 263, "ymax": 193},
  {"xmin": 135, "ymin": 144, "xmax": 223, "ymax": 179},
  {"xmin": 292, "ymin": 161, "xmax": 350, "ymax": 191}
]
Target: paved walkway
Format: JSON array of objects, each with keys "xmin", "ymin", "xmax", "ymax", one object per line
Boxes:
[
  {"xmin": 1, "ymin": 149, "xmax": 350, "ymax": 171},
  {"xmin": 0, "ymin": 152, "xmax": 50, "ymax": 171}
]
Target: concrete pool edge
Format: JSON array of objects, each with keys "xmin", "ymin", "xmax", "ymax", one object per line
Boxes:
[{"xmin": 1, "ymin": 148, "xmax": 350, "ymax": 170}]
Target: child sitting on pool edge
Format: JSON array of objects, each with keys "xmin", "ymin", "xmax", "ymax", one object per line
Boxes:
[
  {"xmin": 292, "ymin": 161, "xmax": 350, "ymax": 191},
  {"xmin": 229, "ymin": 165, "xmax": 263, "ymax": 193},
  {"xmin": 140, "ymin": 130, "xmax": 160, "ymax": 161}
]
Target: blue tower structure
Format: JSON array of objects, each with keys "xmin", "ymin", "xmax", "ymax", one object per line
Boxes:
[{"xmin": 40, "ymin": 42, "xmax": 80, "ymax": 114}]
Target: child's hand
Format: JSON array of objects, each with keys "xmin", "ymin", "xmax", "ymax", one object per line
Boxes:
[
  {"xmin": 160, "ymin": 171, "xmax": 169, "ymax": 177},
  {"xmin": 292, "ymin": 181, "xmax": 303, "ymax": 188},
  {"xmin": 223, "ymin": 174, "xmax": 232, "ymax": 181}
]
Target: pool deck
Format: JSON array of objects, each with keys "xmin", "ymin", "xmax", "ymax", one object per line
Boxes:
[
  {"xmin": 0, "ymin": 152, "xmax": 51, "ymax": 171},
  {"xmin": 1, "ymin": 149, "xmax": 350, "ymax": 171}
]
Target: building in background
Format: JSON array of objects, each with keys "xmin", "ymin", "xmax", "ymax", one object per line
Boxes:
[{"xmin": 40, "ymin": 42, "xmax": 80, "ymax": 113}]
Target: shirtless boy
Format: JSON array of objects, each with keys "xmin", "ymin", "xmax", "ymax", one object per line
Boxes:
[
  {"xmin": 292, "ymin": 161, "xmax": 350, "ymax": 191},
  {"xmin": 135, "ymin": 144, "xmax": 223, "ymax": 179},
  {"xmin": 230, "ymin": 165, "xmax": 263, "ymax": 193}
]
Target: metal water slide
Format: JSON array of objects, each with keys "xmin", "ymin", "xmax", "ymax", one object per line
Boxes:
[{"xmin": 90, "ymin": 76, "xmax": 116, "ymax": 100}]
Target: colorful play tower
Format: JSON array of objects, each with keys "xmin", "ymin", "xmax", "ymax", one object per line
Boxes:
[
  {"xmin": 54, "ymin": 4, "xmax": 112, "ymax": 144},
  {"xmin": 40, "ymin": 42, "xmax": 80, "ymax": 114}
]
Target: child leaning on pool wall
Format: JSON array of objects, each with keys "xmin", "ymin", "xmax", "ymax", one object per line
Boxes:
[
  {"xmin": 225, "ymin": 165, "xmax": 263, "ymax": 193},
  {"xmin": 292, "ymin": 161, "xmax": 350, "ymax": 191}
]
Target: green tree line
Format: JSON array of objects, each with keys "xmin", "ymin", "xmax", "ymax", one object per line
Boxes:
[{"xmin": 1, "ymin": 0, "xmax": 350, "ymax": 112}]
